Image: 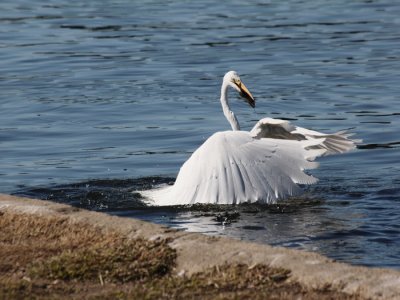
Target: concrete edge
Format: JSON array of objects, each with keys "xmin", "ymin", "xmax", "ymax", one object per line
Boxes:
[{"xmin": 1, "ymin": 194, "xmax": 399, "ymax": 299}]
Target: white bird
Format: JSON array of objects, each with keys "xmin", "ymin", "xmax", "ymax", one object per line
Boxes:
[{"xmin": 142, "ymin": 71, "xmax": 359, "ymax": 205}]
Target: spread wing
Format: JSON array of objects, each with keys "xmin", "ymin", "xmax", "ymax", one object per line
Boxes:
[
  {"xmin": 142, "ymin": 130, "xmax": 326, "ymax": 205},
  {"xmin": 250, "ymin": 117, "xmax": 360, "ymax": 155}
]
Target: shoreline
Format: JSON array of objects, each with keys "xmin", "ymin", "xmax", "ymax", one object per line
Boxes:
[{"xmin": 1, "ymin": 193, "xmax": 399, "ymax": 299}]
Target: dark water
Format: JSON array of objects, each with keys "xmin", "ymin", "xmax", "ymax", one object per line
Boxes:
[{"xmin": 1, "ymin": 0, "xmax": 400, "ymax": 269}]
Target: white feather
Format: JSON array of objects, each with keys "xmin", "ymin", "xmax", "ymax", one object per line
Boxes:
[
  {"xmin": 141, "ymin": 71, "xmax": 360, "ymax": 206},
  {"xmin": 142, "ymin": 131, "xmax": 326, "ymax": 205}
]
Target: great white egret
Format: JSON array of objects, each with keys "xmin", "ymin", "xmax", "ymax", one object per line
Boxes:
[{"xmin": 142, "ymin": 71, "xmax": 359, "ymax": 205}]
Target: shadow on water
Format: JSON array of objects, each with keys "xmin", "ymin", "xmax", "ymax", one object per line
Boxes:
[
  {"xmin": 15, "ymin": 177, "xmax": 171, "ymax": 212},
  {"xmin": 14, "ymin": 176, "xmax": 325, "ymax": 219},
  {"xmin": 12, "ymin": 173, "xmax": 400, "ymax": 270},
  {"xmin": 357, "ymin": 141, "xmax": 400, "ymax": 149}
]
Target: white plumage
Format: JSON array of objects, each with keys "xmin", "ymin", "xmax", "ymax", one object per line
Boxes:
[{"xmin": 142, "ymin": 71, "xmax": 359, "ymax": 205}]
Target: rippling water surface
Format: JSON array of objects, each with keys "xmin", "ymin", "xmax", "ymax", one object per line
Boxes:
[{"xmin": 2, "ymin": 0, "xmax": 400, "ymax": 269}]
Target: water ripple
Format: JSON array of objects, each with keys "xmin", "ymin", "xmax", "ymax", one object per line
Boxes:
[{"xmin": 2, "ymin": 0, "xmax": 400, "ymax": 269}]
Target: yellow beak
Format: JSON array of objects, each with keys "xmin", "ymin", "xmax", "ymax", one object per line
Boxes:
[{"xmin": 236, "ymin": 81, "xmax": 255, "ymax": 108}]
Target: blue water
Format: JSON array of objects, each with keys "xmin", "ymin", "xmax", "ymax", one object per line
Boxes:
[{"xmin": 1, "ymin": 0, "xmax": 400, "ymax": 269}]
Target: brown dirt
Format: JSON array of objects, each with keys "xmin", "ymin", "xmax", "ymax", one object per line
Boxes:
[{"xmin": 0, "ymin": 210, "xmax": 365, "ymax": 299}]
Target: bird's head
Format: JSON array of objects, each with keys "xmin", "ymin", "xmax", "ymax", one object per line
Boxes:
[{"xmin": 224, "ymin": 71, "xmax": 255, "ymax": 108}]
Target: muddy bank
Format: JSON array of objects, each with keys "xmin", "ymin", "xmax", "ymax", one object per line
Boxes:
[{"xmin": 1, "ymin": 194, "xmax": 399, "ymax": 299}]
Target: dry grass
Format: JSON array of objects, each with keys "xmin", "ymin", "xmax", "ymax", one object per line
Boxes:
[
  {"xmin": 0, "ymin": 210, "xmax": 175, "ymax": 299},
  {"xmin": 0, "ymin": 210, "xmax": 365, "ymax": 299}
]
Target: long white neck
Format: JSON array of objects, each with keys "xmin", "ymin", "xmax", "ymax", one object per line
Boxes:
[{"xmin": 220, "ymin": 81, "xmax": 240, "ymax": 131}]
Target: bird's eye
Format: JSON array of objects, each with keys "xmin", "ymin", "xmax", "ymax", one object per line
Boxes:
[{"xmin": 233, "ymin": 79, "xmax": 241, "ymax": 86}]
